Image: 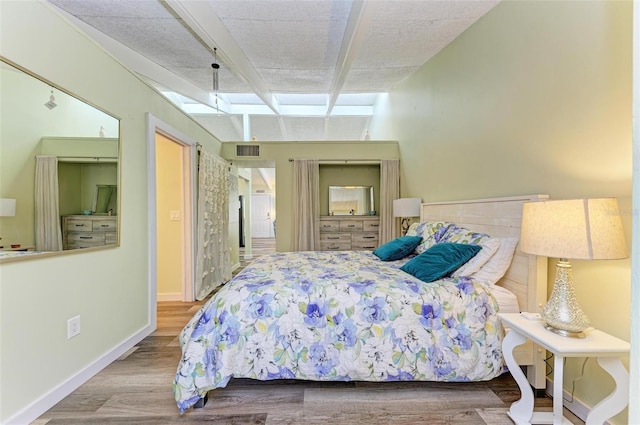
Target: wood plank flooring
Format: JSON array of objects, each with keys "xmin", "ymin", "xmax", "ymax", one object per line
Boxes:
[{"xmin": 34, "ymin": 240, "xmax": 584, "ymax": 424}]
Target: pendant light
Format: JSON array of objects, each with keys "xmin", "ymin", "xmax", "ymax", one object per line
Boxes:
[{"xmin": 211, "ymin": 47, "xmax": 220, "ymax": 111}]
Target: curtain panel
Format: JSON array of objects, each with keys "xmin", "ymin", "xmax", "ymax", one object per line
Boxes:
[
  {"xmin": 195, "ymin": 149, "xmax": 231, "ymax": 300},
  {"xmin": 379, "ymin": 159, "xmax": 400, "ymax": 244},
  {"xmin": 35, "ymin": 155, "xmax": 63, "ymax": 251},
  {"xmin": 292, "ymin": 159, "xmax": 320, "ymax": 251}
]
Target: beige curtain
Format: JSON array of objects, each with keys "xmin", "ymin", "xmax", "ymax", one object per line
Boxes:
[
  {"xmin": 379, "ymin": 159, "xmax": 400, "ymax": 244},
  {"xmin": 292, "ymin": 159, "xmax": 320, "ymax": 251},
  {"xmin": 195, "ymin": 149, "xmax": 231, "ymax": 300},
  {"xmin": 35, "ymin": 155, "xmax": 63, "ymax": 251}
]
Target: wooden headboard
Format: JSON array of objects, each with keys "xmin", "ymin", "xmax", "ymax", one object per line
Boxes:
[{"xmin": 421, "ymin": 195, "xmax": 549, "ymax": 390}]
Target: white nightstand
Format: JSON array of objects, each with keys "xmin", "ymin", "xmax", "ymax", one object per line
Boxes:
[{"xmin": 499, "ymin": 313, "xmax": 630, "ymax": 425}]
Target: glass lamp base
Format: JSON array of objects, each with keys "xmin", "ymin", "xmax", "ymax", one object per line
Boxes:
[
  {"xmin": 543, "ymin": 324, "xmax": 586, "ymax": 339},
  {"xmin": 541, "ymin": 259, "xmax": 590, "ymax": 339}
]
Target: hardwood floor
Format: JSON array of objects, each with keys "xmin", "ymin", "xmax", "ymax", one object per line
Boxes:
[{"xmin": 35, "ymin": 241, "xmax": 584, "ymax": 424}]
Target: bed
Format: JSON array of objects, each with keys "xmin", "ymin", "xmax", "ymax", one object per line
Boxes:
[{"xmin": 173, "ymin": 195, "xmax": 549, "ymax": 413}]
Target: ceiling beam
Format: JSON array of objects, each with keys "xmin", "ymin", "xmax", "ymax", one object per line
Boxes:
[
  {"xmin": 326, "ymin": 0, "xmax": 376, "ymax": 116},
  {"xmin": 165, "ymin": 0, "xmax": 280, "ymax": 116}
]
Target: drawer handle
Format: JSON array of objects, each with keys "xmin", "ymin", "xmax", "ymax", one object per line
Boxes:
[
  {"xmin": 370, "ymin": 224, "xmax": 380, "ymax": 227},
  {"xmin": 347, "ymin": 224, "xmax": 356, "ymax": 228},
  {"xmin": 327, "ymin": 237, "xmax": 340, "ymax": 240},
  {"xmin": 74, "ymin": 224, "xmax": 85, "ymax": 227},
  {"xmin": 328, "ymin": 246, "xmax": 339, "ymax": 250},
  {"xmin": 363, "ymin": 236, "xmax": 375, "ymax": 239},
  {"xmin": 100, "ymin": 224, "xmax": 110, "ymax": 228},
  {"xmin": 363, "ymin": 246, "xmax": 376, "ymax": 249},
  {"xmin": 323, "ymin": 225, "xmax": 331, "ymax": 227},
  {"xmin": 79, "ymin": 236, "xmax": 93, "ymax": 240}
]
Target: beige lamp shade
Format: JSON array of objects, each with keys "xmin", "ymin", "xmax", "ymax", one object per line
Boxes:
[
  {"xmin": 393, "ymin": 198, "xmax": 421, "ymax": 218},
  {"xmin": 520, "ymin": 198, "xmax": 627, "ymax": 260}
]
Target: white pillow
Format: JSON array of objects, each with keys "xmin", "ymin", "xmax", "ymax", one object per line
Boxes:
[
  {"xmin": 452, "ymin": 237, "xmax": 501, "ymax": 278},
  {"xmin": 471, "ymin": 237, "xmax": 519, "ymax": 288}
]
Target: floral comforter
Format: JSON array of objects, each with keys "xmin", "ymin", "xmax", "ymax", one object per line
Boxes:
[{"xmin": 173, "ymin": 251, "xmax": 505, "ymax": 412}]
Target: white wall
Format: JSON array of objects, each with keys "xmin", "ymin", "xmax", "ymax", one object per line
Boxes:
[{"xmin": 0, "ymin": 2, "xmax": 222, "ymax": 423}]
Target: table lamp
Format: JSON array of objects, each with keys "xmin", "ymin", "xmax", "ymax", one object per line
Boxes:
[
  {"xmin": 393, "ymin": 198, "xmax": 421, "ymax": 235},
  {"xmin": 520, "ymin": 198, "xmax": 627, "ymax": 338},
  {"xmin": 0, "ymin": 198, "xmax": 16, "ymax": 247}
]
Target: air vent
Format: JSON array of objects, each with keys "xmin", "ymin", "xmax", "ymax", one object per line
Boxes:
[{"xmin": 236, "ymin": 144, "xmax": 260, "ymax": 157}]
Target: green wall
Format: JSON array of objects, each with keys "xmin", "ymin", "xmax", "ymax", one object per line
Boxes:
[
  {"xmin": 221, "ymin": 141, "xmax": 399, "ymax": 252},
  {"xmin": 370, "ymin": 1, "xmax": 633, "ymax": 423},
  {"xmin": 0, "ymin": 2, "xmax": 222, "ymax": 423}
]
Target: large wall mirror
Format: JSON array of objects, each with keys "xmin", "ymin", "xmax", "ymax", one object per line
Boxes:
[{"xmin": 0, "ymin": 58, "xmax": 120, "ymax": 262}]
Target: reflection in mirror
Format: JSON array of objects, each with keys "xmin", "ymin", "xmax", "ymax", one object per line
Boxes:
[
  {"xmin": 0, "ymin": 58, "xmax": 120, "ymax": 261},
  {"xmin": 329, "ymin": 186, "xmax": 374, "ymax": 216},
  {"xmin": 94, "ymin": 185, "xmax": 117, "ymax": 215}
]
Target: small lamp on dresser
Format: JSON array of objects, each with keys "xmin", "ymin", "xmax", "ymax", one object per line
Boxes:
[
  {"xmin": 393, "ymin": 198, "xmax": 421, "ymax": 235},
  {"xmin": 519, "ymin": 197, "xmax": 628, "ymax": 338},
  {"xmin": 0, "ymin": 198, "xmax": 16, "ymax": 247}
]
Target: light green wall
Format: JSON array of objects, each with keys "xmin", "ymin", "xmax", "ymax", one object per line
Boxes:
[
  {"xmin": 221, "ymin": 141, "xmax": 399, "ymax": 252},
  {"xmin": 0, "ymin": 2, "xmax": 222, "ymax": 422},
  {"xmin": 370, "ymin": 1, "xmax": 633, "ymax": 423},
  {"xmin": 319, "ymin": 164, "xmax": 380, "ymax": 215}
]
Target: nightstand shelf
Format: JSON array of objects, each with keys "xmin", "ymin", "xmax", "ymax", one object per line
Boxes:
[{"xmin": 499, "ymin": 313, "xmax": 629, "ymax": 425}]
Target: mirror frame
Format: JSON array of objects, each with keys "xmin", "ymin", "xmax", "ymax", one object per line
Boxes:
[{"xmin": 0, "ymin": 57, "xmax": 121, "ymax": 263}]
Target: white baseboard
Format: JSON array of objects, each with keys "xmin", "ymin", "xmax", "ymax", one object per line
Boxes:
[
  {"xmin": 5, "ymin": 324, "xmax": 154, "ymax": 425},
  {"xmin": 157, "ymin": 292, "xmax": 182, "ymax": 301},
  {"xmin": 545, "ymin": 377, "xmax": 613, "ymax": 425},
  {"xmin": 231, "ymin": 262, "xmax": 241, "ymax": 271}
]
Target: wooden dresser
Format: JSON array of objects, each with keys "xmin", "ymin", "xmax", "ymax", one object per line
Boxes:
[
  {"xmin": 62, "ymin": 215, "xmax": 118, "ymax": 249},
  {"xmin": 319, "ymin": 216, "xmax": 380, "ymax": 251}
]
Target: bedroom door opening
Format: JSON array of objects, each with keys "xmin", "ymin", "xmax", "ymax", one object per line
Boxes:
[{"xmin": 147, "ymin": 114, "xmax": 198, "ymax": 329}]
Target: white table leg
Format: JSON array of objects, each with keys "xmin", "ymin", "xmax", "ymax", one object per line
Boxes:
[
  {"xmin": 585, "ymin": 357, "xmax": 630, "ymax": 425},
  {"xmin": 553, "ymin": 355, "xmax": 564, "ymax": 425},
  {"xmin": 504, "ymin": 329, "xmax": 534, "ymax": 425}
]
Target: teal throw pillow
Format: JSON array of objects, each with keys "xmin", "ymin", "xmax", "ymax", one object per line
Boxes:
[
  {"xmin": 373, "ymin": 236, "xmax": 422, "ymax": 261},
  {"xmin": 400, "ymin": 242, "xmax": 481, "ymax": 282}
]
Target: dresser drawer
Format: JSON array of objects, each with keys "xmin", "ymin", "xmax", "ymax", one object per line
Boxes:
[
  {"xmin": 363, "ymin": 220, "xmax": 381, "ymax": 232},
  {"xmin": 65, "ymin": 218, "xmax": 94, "ymax": 232},
  {"xmin": 351, "ymin": 241, "xmax": 379, "ymax": 251},
  {"xmin": 320, "ymin": 233, "xmax": 351, "ymax": 243},
  {"xmin": 67, "ymin": 232, "xmax": 106, "ymax": 248},
  {"xmin": 320, "ymin": 220, "xmax": 341, "ymax": 232},
  {"xmin": 93, "ymin": 219, "xmax": 117, "ymax": 232},
  {"xmin": 352, "ymin": 232, "xmax": 379, "ymax": 244},
  {"xmin": 339, "ymin": 220, "xmax": 363, "ymax": 232},
  {"xmin": 320, "ymin": 241, "xmax": 351, "ymax": 251},
  {"xmin": 352, "ymin": 232, "xmax": 379, "ymax": 250},
  {"xmin": 105, "ymin": 233, "xmax": 118, "ymax": 245}
]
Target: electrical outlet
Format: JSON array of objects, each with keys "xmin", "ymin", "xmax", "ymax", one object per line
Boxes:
[
  {"xmin": 170, "ymin": 210, "xmax": 181, "ymax": 221},
  {"xmin": 67, "ymin": 315, "xmax": 81, "ymax": 339}
]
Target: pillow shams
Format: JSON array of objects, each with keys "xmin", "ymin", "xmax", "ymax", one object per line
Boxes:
[
  {"xmin": 472, "ymin": 237, "xmax": 519, "ymax": 287},
  {"xmin": 406, "ymin": 221, "xmax": 453, "ymax": 254},
  {"xmin": 373, "ymin": 236, "xmax": 422, "ymax": 261},
  {"xmin": 452, "ymin": 237, "xmax": 501, "ymax": 278},
  {"xmin": 400, "ymin": 243, "xmax": 481, "ymax": 283}
]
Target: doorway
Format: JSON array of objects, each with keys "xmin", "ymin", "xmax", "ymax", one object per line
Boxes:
[{"xmin": 146, "ymin": 114, "xmax": 197, "ymax": 328}]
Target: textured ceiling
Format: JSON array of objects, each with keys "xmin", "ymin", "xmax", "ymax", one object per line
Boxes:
[{"xmin": 47, "ymin": 0, "xmax": 499, "ymax": 142}]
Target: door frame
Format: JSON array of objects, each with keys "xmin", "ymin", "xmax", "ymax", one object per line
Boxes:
[{"xmin": 146, "ymin": 113, "xmax": 197, "ymax": 327}]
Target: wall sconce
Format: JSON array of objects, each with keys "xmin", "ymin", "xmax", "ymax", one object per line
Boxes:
[
  {"xmin": 393, "ymin": 198, "xmax": 421, "ymax": 235},
  {"xmin": 44, "ymin": 90, "xmax": 57, "ymax": 110}
]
